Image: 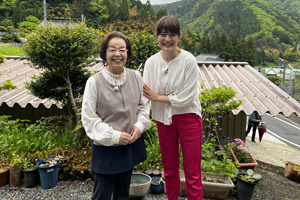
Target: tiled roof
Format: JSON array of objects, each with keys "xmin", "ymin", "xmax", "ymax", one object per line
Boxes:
[
  {"xmin": 198, "ymin": 61, "xmax": 300, "ymax": 117},
  {"xmin": 1, "ymin": 57, "xmax": 300, "ymax": 118},
  {"xmin": 0, "ymin": 56, "xmax": 103, "ymax": 109}
]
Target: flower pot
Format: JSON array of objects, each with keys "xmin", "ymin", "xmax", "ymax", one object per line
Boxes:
[
  {"xmin": 202, "ymin": 172, "xmax": 234, "ymax": 199},
  {"xmin": 231, "ymin": 149, "xmax": 258, "ymax": 170},
  {"xmin": 78, "ymin": 171, "xmax": 86, "ymax": 181},
  {"xmin": 144, "ymin": 169, "xmax": 153, "ymax": 177},
  {"xmin": 236, "ymin": 172, "xmax": 257, "ymax": 200},
  {"xmin": 152, "ymin": 170, "xmax": 161, "ymax": 177},
  {"xmin": 36, "ymin": 158, "xmax": 61, "ymax": 189},
  {"xmin": 10, "ymin": 163, "xmax": 22, "ymax": 187},
  {"xmin": 62, "ymin": 166, "xmax": 70, "ymax": 181},
  {"xmin": 161, "ymin": 179, "xmax": 166, "ymax": 194},
  {"xmin": 150, "ymin": 176, "xmax": 162, "ymax": 194},
  {"xmin": 0, "ymin": 164, "xmax": 10, "ymax": 187},
  {"xmin": 284, "ymin": 160, "xmax": 300, "ymax": 183},
  {"xmin": 129, "ymin": 173, "xmax": 151, "ymax": 200},
  {"xmin": 70, "ymin": 168, "xmax": 78, "ymax": 181},
  {"xmin": 22, "ymin": 168, "xmax": 38, "ymax": 188}
]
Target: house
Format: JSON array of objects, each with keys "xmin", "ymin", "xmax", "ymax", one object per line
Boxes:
[
  {"xmin": 1, "ymin": 57, "xmax": 300, "ymax": 142},
  {"xmin": 195, "ymin": 54, "xmax": 225, "ymax": 62}
]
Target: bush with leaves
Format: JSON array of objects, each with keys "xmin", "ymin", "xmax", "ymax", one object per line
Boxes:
[
  {"xmin": 200, "ymin": 85, "xmax": 242, "ymax": 145},
  {"xmin": 23, "ymin": 20, "xmax": 100, "ymax": 125},
  {"xmin": 126, "ymin": 32, "xmax": 160, "ymax": 71}
]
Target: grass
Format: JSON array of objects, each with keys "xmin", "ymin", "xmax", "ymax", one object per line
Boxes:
[{"xmin": 0, "ymin": 45, "xmax": 26, "ymax": 56}]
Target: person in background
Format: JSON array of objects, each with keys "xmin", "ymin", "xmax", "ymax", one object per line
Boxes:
[
  {"xmin": 245, "ymin": 111, "xmax": 262, "ymax": 142},
  {"xmin": 143, "ymin": 16, "xmax": 203, "ymax": 200},
  {"xmin": 81, "ymin": 31, "xmax": 151, "ymax": 200}
]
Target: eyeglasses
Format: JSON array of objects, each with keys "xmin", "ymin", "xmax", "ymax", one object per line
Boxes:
[{"xmin": 107, "ymin": 48, "xmax": 128, "ymax": 54}]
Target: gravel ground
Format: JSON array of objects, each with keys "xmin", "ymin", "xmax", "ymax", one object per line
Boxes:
[{"xmin": 1, "ymin": 166, "xmax": 300, "ymax": 200}]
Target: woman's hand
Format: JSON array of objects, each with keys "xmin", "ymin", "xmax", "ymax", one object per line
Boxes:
[
  {"xmin": 143, "ymin": 84, "xmax": 159, "ymax": 101},
  {"xmin": 129, "ymin": 126, "xmax": 141, "ymax": 144},
  {"xmin": 119, "ymin": 132, "xmax": 131, "ymax": 145}
]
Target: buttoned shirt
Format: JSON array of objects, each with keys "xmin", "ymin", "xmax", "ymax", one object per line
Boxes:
[{"xmin": 143, "ymin": 50, "xmax": 201, "ymax": 125}]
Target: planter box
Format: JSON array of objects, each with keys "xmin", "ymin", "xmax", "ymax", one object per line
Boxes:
[
  {"xmin": 231, "ymin": 149, "xmax": 258, "ymax": 170},
  {"xmin": 284, "ymin": 160, "xmax": 300, "ymax": 183},
  {"xmin": 179, "ymin": 171, "xmax": 234, "ymax": 199},
  {"xmin": 202, "ymin": 172, "xmax": 234, "ymax": 199}
]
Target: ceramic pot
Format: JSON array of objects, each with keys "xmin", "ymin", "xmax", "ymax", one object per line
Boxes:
[
  {"xmin": 129, "ymin": 173, "xmax": 151, "ymax": 200},
  {"xmin": 150, "ymin": 176, "xmax": 162, "ymax": 194},
  {"xmin": 0, "ymin": 164, "xmax": 10, "ymax": 187},
  {"xmin": 284, "ymin": 160, "xmax": 300, "ymax": 183}
]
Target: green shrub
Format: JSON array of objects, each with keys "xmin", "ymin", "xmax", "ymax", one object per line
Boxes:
[
  {"xmin": 2, "ymin": 34, "xmax": 12, "ymax": 43},
  {"xmin": 12, "ymin": 34, "xmax": 21, "ymax": 43},
  {"xmin": 0, "ymin": 53, "xmax": 4, "ymax": 63},
  {"xmin": 0, "ymin": 26, "xmax": 7, "ymax": 32}
]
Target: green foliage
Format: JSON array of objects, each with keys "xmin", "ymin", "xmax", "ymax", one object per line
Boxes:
[
  {"xmin": 200, "ymin": 85, "xmax": 242, "ymax": 145},
  {"xmin": 239, "ymin": 169, "xmax": 262, "ymax": 183},
  {"xmin": 0, "ymin": 53, "xmax": 4, "ymax": 63},
  {"xmin": 18, "ymin": 15, "xmax": 40, "ymax": 31},
  {"xmin": 1, "ymin": 34, "xmax": 12, "ymax": 43},
  {"xmin": 23, "ymin": 21, "xmax": 100, "ymax": 125},
  {"xmin": 0, "ymin": 26, "xmax": 7, "ymax": 31},
  {"xmin": 10, "ymin": 152, "xmax": 22, "ymax": 167},
  {"xmin": 25, "ymin": 67, "xmax": 92, "ymax": 107},
  {"xmin": 201, "ymin": 136, "xmax": 237, "ymax": 178},
  {"xmin": 224, "ymin": 138, "xmax": 251, "ymax": 164},
  {"xmin": 0, "ymin": 70, "xmax": 17, "ymax": 96},
  {"xmin": 139, "ymin": 120, "xmax": 162, "ymax": 170},
  {"xmin": 126, "ymin": 32, "xmax": 160, "ymax": 70},
  {"xmin": 266, "ymin": 75, "xmax": 282, "ymax": 86},
  {"xmin": 0, "ymin": 45, "xmax": 25, "ymax": 56}
]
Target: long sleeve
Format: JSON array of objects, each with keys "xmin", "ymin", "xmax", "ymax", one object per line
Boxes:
[
  {"xmin": 133, "ymin": 71, "xmax": 151, "ymax": 132},
  {"xmin": 168, "ymin": 57, "xmax": 199, "ymax": 108},
  {"xmin": 81, "ymin": 76, "xmax": 121, "ymax": 146}
]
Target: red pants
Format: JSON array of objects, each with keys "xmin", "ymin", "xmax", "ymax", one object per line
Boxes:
[{"xmin": 157, "ymin": 113, "xmax": 203, "ymax": 200}]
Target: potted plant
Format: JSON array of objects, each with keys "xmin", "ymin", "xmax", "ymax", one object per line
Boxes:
[
  {"xmin": 284, "ymin": 160, "xmax": 300, "ymax": 183},
  {"xmin": 225, "ymin": 138, "xmax": 258, "ymax": 170},
  {"xmin": 129, "ymin": 173, "xmax": 151, "ymax": 199},
  {"xmin": 22, "ymin": 158, "xmax": 38, "ymax": 188},
  {"xmin": 36, "ymin": 155, "xmax": 62, "ymax": 189},
  {"xmin": 0, "ymin": 164, "xmax": 10, "ymax": 187},
  {"xmin": 236, "ymin": 169, "xmax": 262, "ymax": 200},
  {"xmin": 150, "ymin": 176, "xmax": 162, "ymax": 194},
  {"xmin": 9, "ymin": 152, "xmax": 22, "ymax": 187}
]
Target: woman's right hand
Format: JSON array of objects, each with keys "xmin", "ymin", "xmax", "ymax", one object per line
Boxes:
[{"xmin": 119, "ymin": 132, "xmax": 131, "ymax": 145}]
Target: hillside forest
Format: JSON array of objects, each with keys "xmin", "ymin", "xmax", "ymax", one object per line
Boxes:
[{"xmin": 1, "ymin": 0, "xmax": 300, "ymax": 67}]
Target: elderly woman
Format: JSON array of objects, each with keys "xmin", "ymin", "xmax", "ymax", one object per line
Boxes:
[
  {"xmin": 81, "ymin": 31, "xmax": 151, "ymax": 200},
  {"xmin": 143, "ymin": 16, "xmax": 203, "ymax": 200}
]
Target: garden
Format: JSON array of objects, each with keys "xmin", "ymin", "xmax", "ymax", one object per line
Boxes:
[{"xmin": 0, "ymin": 83, "xmax": 270, "ymax": 200}]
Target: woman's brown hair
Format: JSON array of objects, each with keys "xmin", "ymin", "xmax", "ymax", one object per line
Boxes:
[
  {"xmin": 100, "ymin": 31, "xmax": 132, "ymax": 62},
  {"xmin": 156, "ymin": 16, "xmax": 181, "ymax": 37}
]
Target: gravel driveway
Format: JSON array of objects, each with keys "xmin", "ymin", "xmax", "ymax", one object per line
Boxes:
[{"xmin": 1, "ymin": 166, "xmax": 300, "ymax": 200}]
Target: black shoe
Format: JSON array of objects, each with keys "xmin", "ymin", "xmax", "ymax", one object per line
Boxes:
[{"xmin": 251, "ymin": 140, "xmax": 256, "ymax": 142}]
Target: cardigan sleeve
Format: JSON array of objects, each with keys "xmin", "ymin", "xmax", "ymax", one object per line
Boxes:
[
  {"xmin": 168, "ymin": 56, "xmax": 199, "ymax": 108},
  {"xmin": 81, "ymin": 76, "xmax": 121, "ymax": 146}
]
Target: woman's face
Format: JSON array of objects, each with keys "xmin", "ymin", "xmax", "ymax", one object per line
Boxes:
[
  {"xmin": 106, "ymin": 37, "xmax": 127, "ymax": 70},
  {"xmin": 156, "ymin": 30, "xmax": 180, "ymax": 52}
]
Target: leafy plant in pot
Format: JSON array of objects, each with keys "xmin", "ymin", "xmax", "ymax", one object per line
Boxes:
[
  {"xmin": 150, "ymin": 176, "xmax": 162, "ymax": 194},
  {"xmin": 0, "ymin": 164, "xmax": 10, "ymax": 187},
  {"xmin": 9, "ymin": 152, "xmax": 22, "ymax": 187},
  {"xmin": 236, "ymin": 169, "xmax": 262, "ymax": 200},
  {"xmin": 22, "ymin": 158, "xmax": 38, "ymax": 188}
]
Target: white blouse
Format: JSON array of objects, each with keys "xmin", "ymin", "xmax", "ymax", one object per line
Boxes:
[
  {"xmin": 81, "ymin": 67, "xmax": 151, "ymax": 146},
  {"xmin": 143, "ymin": 50, "xmax": 202, "ymax": 125}
]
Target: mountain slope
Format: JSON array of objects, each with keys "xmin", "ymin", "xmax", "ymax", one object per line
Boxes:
[{"xmin": 153, "ymin": 0, "xmax": 300, "ymax": 47}]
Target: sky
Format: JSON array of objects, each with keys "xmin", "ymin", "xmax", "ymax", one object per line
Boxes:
[{"xmin": 140, "ymin": 0, "xmax": 179, "ymax": 5}]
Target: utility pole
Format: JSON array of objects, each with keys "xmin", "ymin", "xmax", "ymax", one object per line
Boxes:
[
  {"xmin": 43, "ymin": 0, "xmax": 46, "ymax": 26},
  {"xmin": 279, "ymin": 57, "xmax": 286, "ymax": 86}
]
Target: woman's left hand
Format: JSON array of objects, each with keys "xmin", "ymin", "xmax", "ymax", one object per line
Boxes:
[
  {"xmin": 143, "ymin": 84, "xmax": 159, "ymax": 101},
  {"xmin": 130, "ymin": 126, "xmax": 141, "ymax": 144}
]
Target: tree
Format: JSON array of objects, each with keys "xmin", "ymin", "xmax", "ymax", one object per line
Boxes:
[
  {"xmin": 23, "ymin": 21, "xmax": 100, "ymax": 125},
  {"xmin": 18, "ymin": 15, "xmax": 40, "ymax": 31},
  {"xmin": 156, "ymin": 8, "xmax": 167, "ymax": 20},
  {"xmin": 118, "ymin": 0, "xmax": 129, "ymax": 21},
  {"xmin": 126, "ymin": 32, "xmax": 160, "ymax": 71},
  {"xmin": 89, "ymin": 0, "xmax": 109, "ymax": 23}
]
